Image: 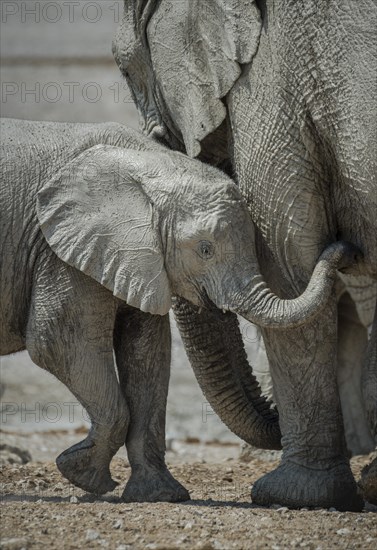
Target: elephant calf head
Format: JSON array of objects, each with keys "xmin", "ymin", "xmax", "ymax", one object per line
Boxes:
[{"xmin": 37, "ymin": 143, "xmax": 361, "ymax": 328}]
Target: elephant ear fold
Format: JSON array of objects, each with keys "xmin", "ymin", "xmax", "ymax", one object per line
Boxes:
[
  {"xmin": 36, "ymin": 145, "xmax": 171, "ymax": 316},
  {"xmin": 148, "ymin": 0, "xmax": 262, "ymax": 157}
]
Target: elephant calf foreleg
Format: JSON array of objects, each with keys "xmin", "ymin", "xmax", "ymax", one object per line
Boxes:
[
  {"xmin": 53, "ymin": 345, "xmax": 129, "ymax": 495},
  {"xmin": 27, "ymin": 258, "xmax": 129, "ymax": 494},
  {"xmin": 114, "ymin": 307, "xmax": 189, "ymax": 502}
]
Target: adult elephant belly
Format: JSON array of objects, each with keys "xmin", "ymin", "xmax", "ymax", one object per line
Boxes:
[{"xmin": 226, "ymin": 64, "xmax": 369, "ymax": 510}]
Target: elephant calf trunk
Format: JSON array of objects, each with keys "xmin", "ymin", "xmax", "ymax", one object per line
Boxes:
[{"xmin": 240, "ymin": 241, "xmax": 362, "ymax": 329}]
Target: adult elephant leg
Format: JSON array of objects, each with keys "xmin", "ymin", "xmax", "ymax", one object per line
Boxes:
[
  {"xmin": 229, "ymin": 42, "xmax": 363, "ymax": 510},
  {"xmin": 26, "ymin": 253, "xmax": 129, "ymax": 495},
  {"xmin": 359, "ymin": 301, "xmax": 377, "ymax": 504},
  {"xmin": 337, "ymin": 291, "xmax": 374, "ymax": 456},
  {"xmin": 362, "ymin": 301, "xmax": 377, "ymax": 442},
  {"xmin": 239, "ymin": 290, "xmax": 374, "ymax": 461},
  {"xmin": 113, "ymin": 306, "xmax": 189, "ymax": 502},
  {"xmin": 252, "ymin": 295, "xmax": 363, "ymax": 511}
]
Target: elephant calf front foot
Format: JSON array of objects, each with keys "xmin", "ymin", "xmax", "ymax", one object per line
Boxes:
[
  {"xmin": 56, "ymin": 438, "xmax": 118, "ymax": 495},
  {"xmin": 122, "ymin": 467, "xmax": 190, "ymax": 503},
  {"xmin": 251, "ymin": 461, "xmax": 363, "ymax": 512}
]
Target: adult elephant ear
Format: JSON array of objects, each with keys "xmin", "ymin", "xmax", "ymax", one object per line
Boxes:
[
  {"xmin": 147, "ymin": 0, "xmax": 262, "ymax": 157},
  {"xmin": 114, "ymin": 0, "xmax": 261, "ymax": 157},
  {"xmin": 36, "ymin": 145, "xmax": 171, "ymax": 316}
]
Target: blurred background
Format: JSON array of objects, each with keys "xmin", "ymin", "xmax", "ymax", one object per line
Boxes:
[
  {"xmin": 1, "ymin": 0, "xmax": 138, "ymax": 124},
  {"xmin": 0, "ymin": 1, "xmax": 266, "ymax": 453}
]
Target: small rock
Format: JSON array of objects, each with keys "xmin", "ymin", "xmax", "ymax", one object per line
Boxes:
[
  {"xmin": 69, "ymin": 496, "xmax": 78, "ymax": 503},
  {"xmin": 276, "ymin": 507, "xmax": 289, "ymax": 513},
  {"xmin": 0, "ymin": 445, "xmax": 32, "ymax": 466},
  {"xmin": 86, "ymin": 529, "xmax": 99, "ymax": 541},
  {"xmin": 270, "ymin": 503, "xmax": 283, "ymax": 510},
  {"xmin": 336, "ymin": 528, "xmax": 350, "ymax": 536},
  {"xmin": 328, "ymin": 507, "xmax": 337, "ymax": 512},
  {"xmin": 25, "ymin": 480, "xmax": 36, "ymax": 489},
  {"xmin": 184, "ymin": 521, "xmax": 194, "ymax": 530},
  {"xmin": 113, "ymin": 519, "xmax": 123, "ymax": 529}
]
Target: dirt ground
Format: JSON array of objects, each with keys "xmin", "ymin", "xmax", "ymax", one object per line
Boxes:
[{"xmin": 1, "ymin": 439, "xmax": 376, "ymax": 550}]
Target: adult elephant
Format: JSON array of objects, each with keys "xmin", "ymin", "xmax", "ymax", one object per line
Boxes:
[{"xmin": 113, "ymin": 0, "xmax": 377, "ymax": 510}]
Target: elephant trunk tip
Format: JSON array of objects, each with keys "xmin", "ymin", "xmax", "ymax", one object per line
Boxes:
[{"xmin": 320, "ymin": 241, "xmax": 363, "ymax": 272}]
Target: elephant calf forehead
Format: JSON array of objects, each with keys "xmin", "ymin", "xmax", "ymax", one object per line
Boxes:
[
  {"xmin": 179, "ymin": 213, "xmax": 231, "ymax": 240},
  {"xmin": 187, "ymin": 178, "xmax": 242, "ymax": 207}
]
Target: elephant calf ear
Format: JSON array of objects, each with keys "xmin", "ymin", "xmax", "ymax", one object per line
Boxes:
[
  {"xmin": 148, "ymin": 0, "xmax": 262, "ymax": 157},
  {"xmin": 36, "ymin": 145, "xmax": 171, "ymax": 315}
]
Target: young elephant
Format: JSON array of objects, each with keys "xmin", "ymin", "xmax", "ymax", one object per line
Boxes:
[{"xmin": 0, "ymin": 118, "xmax": 359, "ymax": 502}]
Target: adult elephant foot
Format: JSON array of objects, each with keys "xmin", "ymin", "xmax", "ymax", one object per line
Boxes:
[
  {"xmin": 56, "ymin": 437, "xmax": 119, "ymax": 495},
  {"xmin": 359, "ymin": 454, "xmax": 377, "ymax": 505},
  {"xmin": 122, "ymin": 468, "xmax": 190, "ymax": 503},
  {"xmin": 251, "ymin": 461, "xmax": 363, "ymax": 511}
]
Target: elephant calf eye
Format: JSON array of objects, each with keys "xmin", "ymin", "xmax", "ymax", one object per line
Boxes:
[{"xmin": 198, "ymin": 240, "xmax": 215, "ymax": 260}]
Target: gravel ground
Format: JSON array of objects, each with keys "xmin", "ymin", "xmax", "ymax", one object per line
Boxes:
[{"xmin": 1, "ymin": 449, "xmax": 376, "ymax": 550}]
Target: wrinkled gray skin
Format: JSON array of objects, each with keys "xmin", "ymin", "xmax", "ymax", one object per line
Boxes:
[
  {"xmin": 113, "ymin": 0, "xmax": 377, "ymax": 509},
  {"xmin": 335, "ymin": 276, "xmax": 376, "ymax": 456},
  {"xmin": 253, "ymin": 273, "xmax": 376, "ymax": 456},
  {"xmin": 0, "ymin": 118, "xmax": 357, "ymax": 502}
]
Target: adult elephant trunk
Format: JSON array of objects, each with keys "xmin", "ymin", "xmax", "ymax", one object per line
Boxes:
[
  {"xmin": 173, "ymin": 298, "xmax": 282, "ymax": 450},
  {"xmin": 213, "ymin": 241, "xmax": 361, "ymax": 329}
]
